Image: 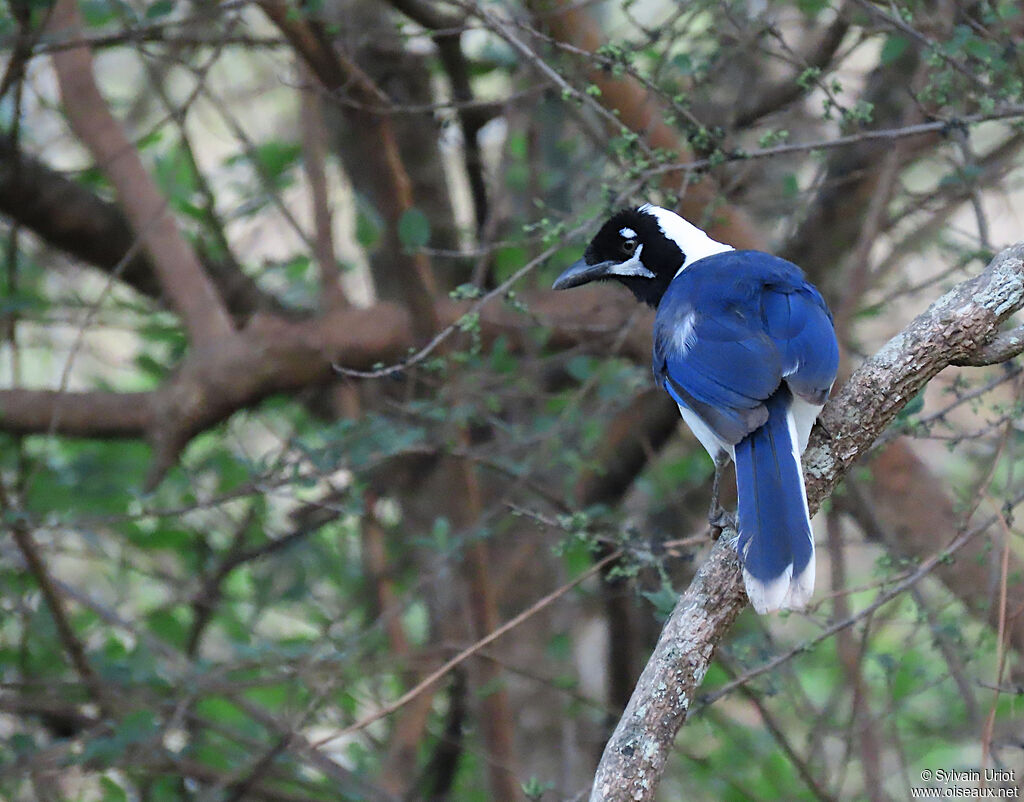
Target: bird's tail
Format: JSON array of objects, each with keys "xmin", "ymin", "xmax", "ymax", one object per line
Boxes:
[{"xmin": 734, "ymin": 385, "xmax": 815, "ymax": 614}]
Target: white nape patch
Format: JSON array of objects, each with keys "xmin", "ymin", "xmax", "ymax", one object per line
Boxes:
[
  {"xmin": 619, "ymin": 227, "xmax": 638, "ymax": 239},
  {"xmin": 606, "ymin": 243, "xmax": 655, "ymax": 279},
  {"xmin": 639, "ymin": 204, "xmax": 734, "ymax": 277},
  {"xmin": 675, "ymin": 403, "xmax": 733, "ymax": 462}
]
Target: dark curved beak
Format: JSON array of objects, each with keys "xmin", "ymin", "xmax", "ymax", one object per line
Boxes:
[{"xmin": 552, "ymin": 258, "xmax": 618, "ymax": 290}]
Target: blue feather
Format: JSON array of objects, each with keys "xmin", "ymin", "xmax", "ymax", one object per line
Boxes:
[
  {"xmin": 734, "ymin": 385, "xmax": 814, "ymax": 613},
  {"xmin": 651, "ymin": 250, "xmax": 837, "ymax": 612}
]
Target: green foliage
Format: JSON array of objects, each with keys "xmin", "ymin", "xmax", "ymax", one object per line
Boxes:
[
  {"xmin": 640, "ymin": 576, "xmax": 680, "ymax": 619},
  {"xmin": 522, "ymin": 776, "xmax": 555, "ymax": 799},
  {"xmin": 224, "ymin": 140, "xmax": 303, "ymax": 217},
  {"xmin": 398, "ymin": 206, "xmax": 431, "ymax": 249},
  {"xmin": 881, "ymin": 35, "xmax": 910, "ymax": 66},
  {"xmin": 79, "ymin": 0, "xmax": 119, "ymax": 25},
  {"xmin": 355, "ymin": 197, "xmax": 384, "ymax": 248},
  {"xmin": 144, "ymin": 0, "xmax": 176, "ymax": 20},
  {"xmin": 4, "ymin": 0, "xmax": 1024, "ymax": 799},
  {"xmin": 152, "ymin": 137, "xmax": 203, "ymax": 221}
]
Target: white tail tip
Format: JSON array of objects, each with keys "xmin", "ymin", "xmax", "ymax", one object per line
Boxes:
[{"xmin": 743, "ymin": 557, "xmax": 815, "ymax": 614}]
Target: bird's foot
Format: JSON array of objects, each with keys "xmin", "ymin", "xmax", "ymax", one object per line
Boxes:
[
  {"xmin": 708, "ymin": 506, "xmax": 736, "ymax": 540},
  {"xmin": 707, "ymin": 452, "xmax": 734, "ymax": 539}
]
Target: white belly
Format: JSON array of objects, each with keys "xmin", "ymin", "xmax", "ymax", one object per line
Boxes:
[
  {"xmin": 676, "ymin": 404, "xmax": 734, "ymax": 461},
  {"xmin": 676, "ymin": 387, "xmax": 822, "ymax": 461}
]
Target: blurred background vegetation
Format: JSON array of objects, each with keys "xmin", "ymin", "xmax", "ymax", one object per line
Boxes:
[{"xmin": 2, "ymin": 0, "xmax": 1024, "ymax": 799}]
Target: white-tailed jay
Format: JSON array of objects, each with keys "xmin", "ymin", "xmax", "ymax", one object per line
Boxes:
[{"xmin": 553, "ymin": 205, "xmax": 839, "ymax": 613}]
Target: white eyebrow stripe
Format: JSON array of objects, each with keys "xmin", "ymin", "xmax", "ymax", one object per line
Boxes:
[{"xmin": 619, "ymin": 227, "xmax": 637, "ymax": 239}]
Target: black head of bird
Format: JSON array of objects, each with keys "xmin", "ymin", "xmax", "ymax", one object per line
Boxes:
[{"xmin": 552, "ymin": 205, "xmax": 733, "ymax": 308}]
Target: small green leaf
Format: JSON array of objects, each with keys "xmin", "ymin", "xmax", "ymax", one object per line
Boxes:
[
  {"xmin": 145, "ymin": 0, "xmax": 175, "ymax": 20},
  {"xmin": 546, "ymin": 632, "xmax": 572, "ymax": 660},
  {"xmin": 880, "ymin": 35, "xmax": 910, "ymax": 65},
  {"xmin": 80, "ymin": 0, "xmax": 117, "ymax": 25},
  {"xmin": 797, "ymin": 66, "xmax": 821, "ymax": 90},
  {"xmin": 146, "ymin": 607, "xmax": 189, "ymax": 649},
  {"xmin": 118, "ymin": 710, "xmax": 160, "ymax": 742},
  {"xmin": 894, "ymin": 390, "xmax": 926, "ymax": 422},
  {"xmin": 402, "ymin": 600, "xmax": 429, "ymax": 646},
  {"xmin": 356, "ymin": 203, "xmax": 383, "ymax": 248},
  {"xmin": 998, "ymin": 1, "xmax": 1021, "ymax": 20},
  {"xmin": 398, "ymin": 207, "xmax": 431, "ymax": 249},
  {"xmin": 523, "ymin": 777, "xmax": 555, "ymax": 800},
  {"xmin": 567, "ymin": 355, "xmax": 597, "ymax": 382},
  {"xmin": 672, "ymin": 52, "xmax": 694, "ymax": 74},
  {"xmin": 641, "ymin": 584, "xmax": 679, "ymax": 619},
  {"xmin": 796, "ymin": 0, "xmax": 827, "ymax": 15},
  {"xmin": 456, "ymin": 311, "xmax": 480, "ymax": 332},
  {"xmin": 449, "ymin": 283, "xmax": 483, "ymax": 300}
]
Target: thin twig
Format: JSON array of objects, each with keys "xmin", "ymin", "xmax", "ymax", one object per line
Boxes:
[
  {"xmin": 2, "ymin": 496, "xmax": 112, "ymax": 715},
  {"xmin": 642, "ymin": 105, "xmax": 1024, "ymax": 177},
  {"xmin": 981, "ymin": 504, "xmax": 1014, "ymax": 769},
  {"xmin": 332, "ymin": 219, "xmax": 594, "ymax": 378},
  {"xmin": 719, "ymin": 655, "xmax": 838, "ymax": 802},
  {"xmin": 47, "ymin": 0, "xmax": 234, "ymax": 343},
  {"xmin": 698, "ymin": 492, "xmax": 1024, "ymax": 711},
  {"xmin": 312, "ymin": 548, "xmax": 622, "ymax": 748}
]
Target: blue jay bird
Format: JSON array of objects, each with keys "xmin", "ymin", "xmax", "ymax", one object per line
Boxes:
[{"xmin": 553, "ymin": 205, "xmax": 839, "ymax": 613}]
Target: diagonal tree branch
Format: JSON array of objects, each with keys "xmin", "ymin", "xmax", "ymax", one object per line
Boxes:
[
  {"xmin": 730, "ymin": 7, "xmax": 851, "ymax": 129},
  {"xmin": 0, "ymin": 135, "xmax": 286, "ymax": 316},
  {"xmin": 758, "ymin": 10, "xmax": 1024, "ymax": 687},
  {"xmin": 1, "ymin": 479, "xmax": 114, "ymax": 716},
  {"xmin": 46, "ymin": 0, "xmax": 233, "ymax": 344},
  {"xmin": 591, "ymin": 241, "xmax": 1024, "ymax": 801},
  {"xmin": 951, "ymin": 324, "xmax": 1024, "ymax": 366}
]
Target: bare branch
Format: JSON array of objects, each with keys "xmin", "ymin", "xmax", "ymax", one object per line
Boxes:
[
  {"xmin": 46, "ymin": 0, "xmax": 233, "ymax": 344},
  {"xmin": 455, "ymin": 450, "xmax": 522, "ymax": 798},
  {"xmin": 719, "ymin": 654, "xmax": 837, "ymax": 802},
  {"xmin": 732, "ymin": 7, "xmax": 851, "ymax": 128},
  {"xmin": 806, "ymin": 243, "xmax": 1024, "ymax": 503},
  {"xmin": 951, "ymin": 324, "xmax": 1024, "ymax": 366},
  {"xmin": 298, "ymin": 63, "xmax": 348, "ymax": 312},
  {"xmin": 4, "ymin": 503, "xmax": 113, "ymax": 715},
  {"xmin": 0, "ymin": 135, "xmax": 286, "ymax": 316},
  {"xmin": 0, "ymin": 287, "xmax": 651, "ymax": 480},
  {"xmin": 313, "ymin": 549, "xmax": 623, "ymax": 750},
  {"xmin": 590, "ymin": 537, "xmax": 746, "ymax": 802},
  {"xmin": 387, "ymin": 0, "xmax": 490, "ymax": 233},
  {"xmin": 0, "ymin": 388, "xmax": 155, "ymax": 437}
]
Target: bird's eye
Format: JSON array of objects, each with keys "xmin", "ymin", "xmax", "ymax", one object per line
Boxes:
[{"xmin": 622, "ymin": 239, "xmax": 637, "ymax": 254}]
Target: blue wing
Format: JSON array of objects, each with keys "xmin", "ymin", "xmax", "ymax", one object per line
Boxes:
[{"xmin": 652, "ymin": 250, "xmax": 838, "ymax": 450}]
